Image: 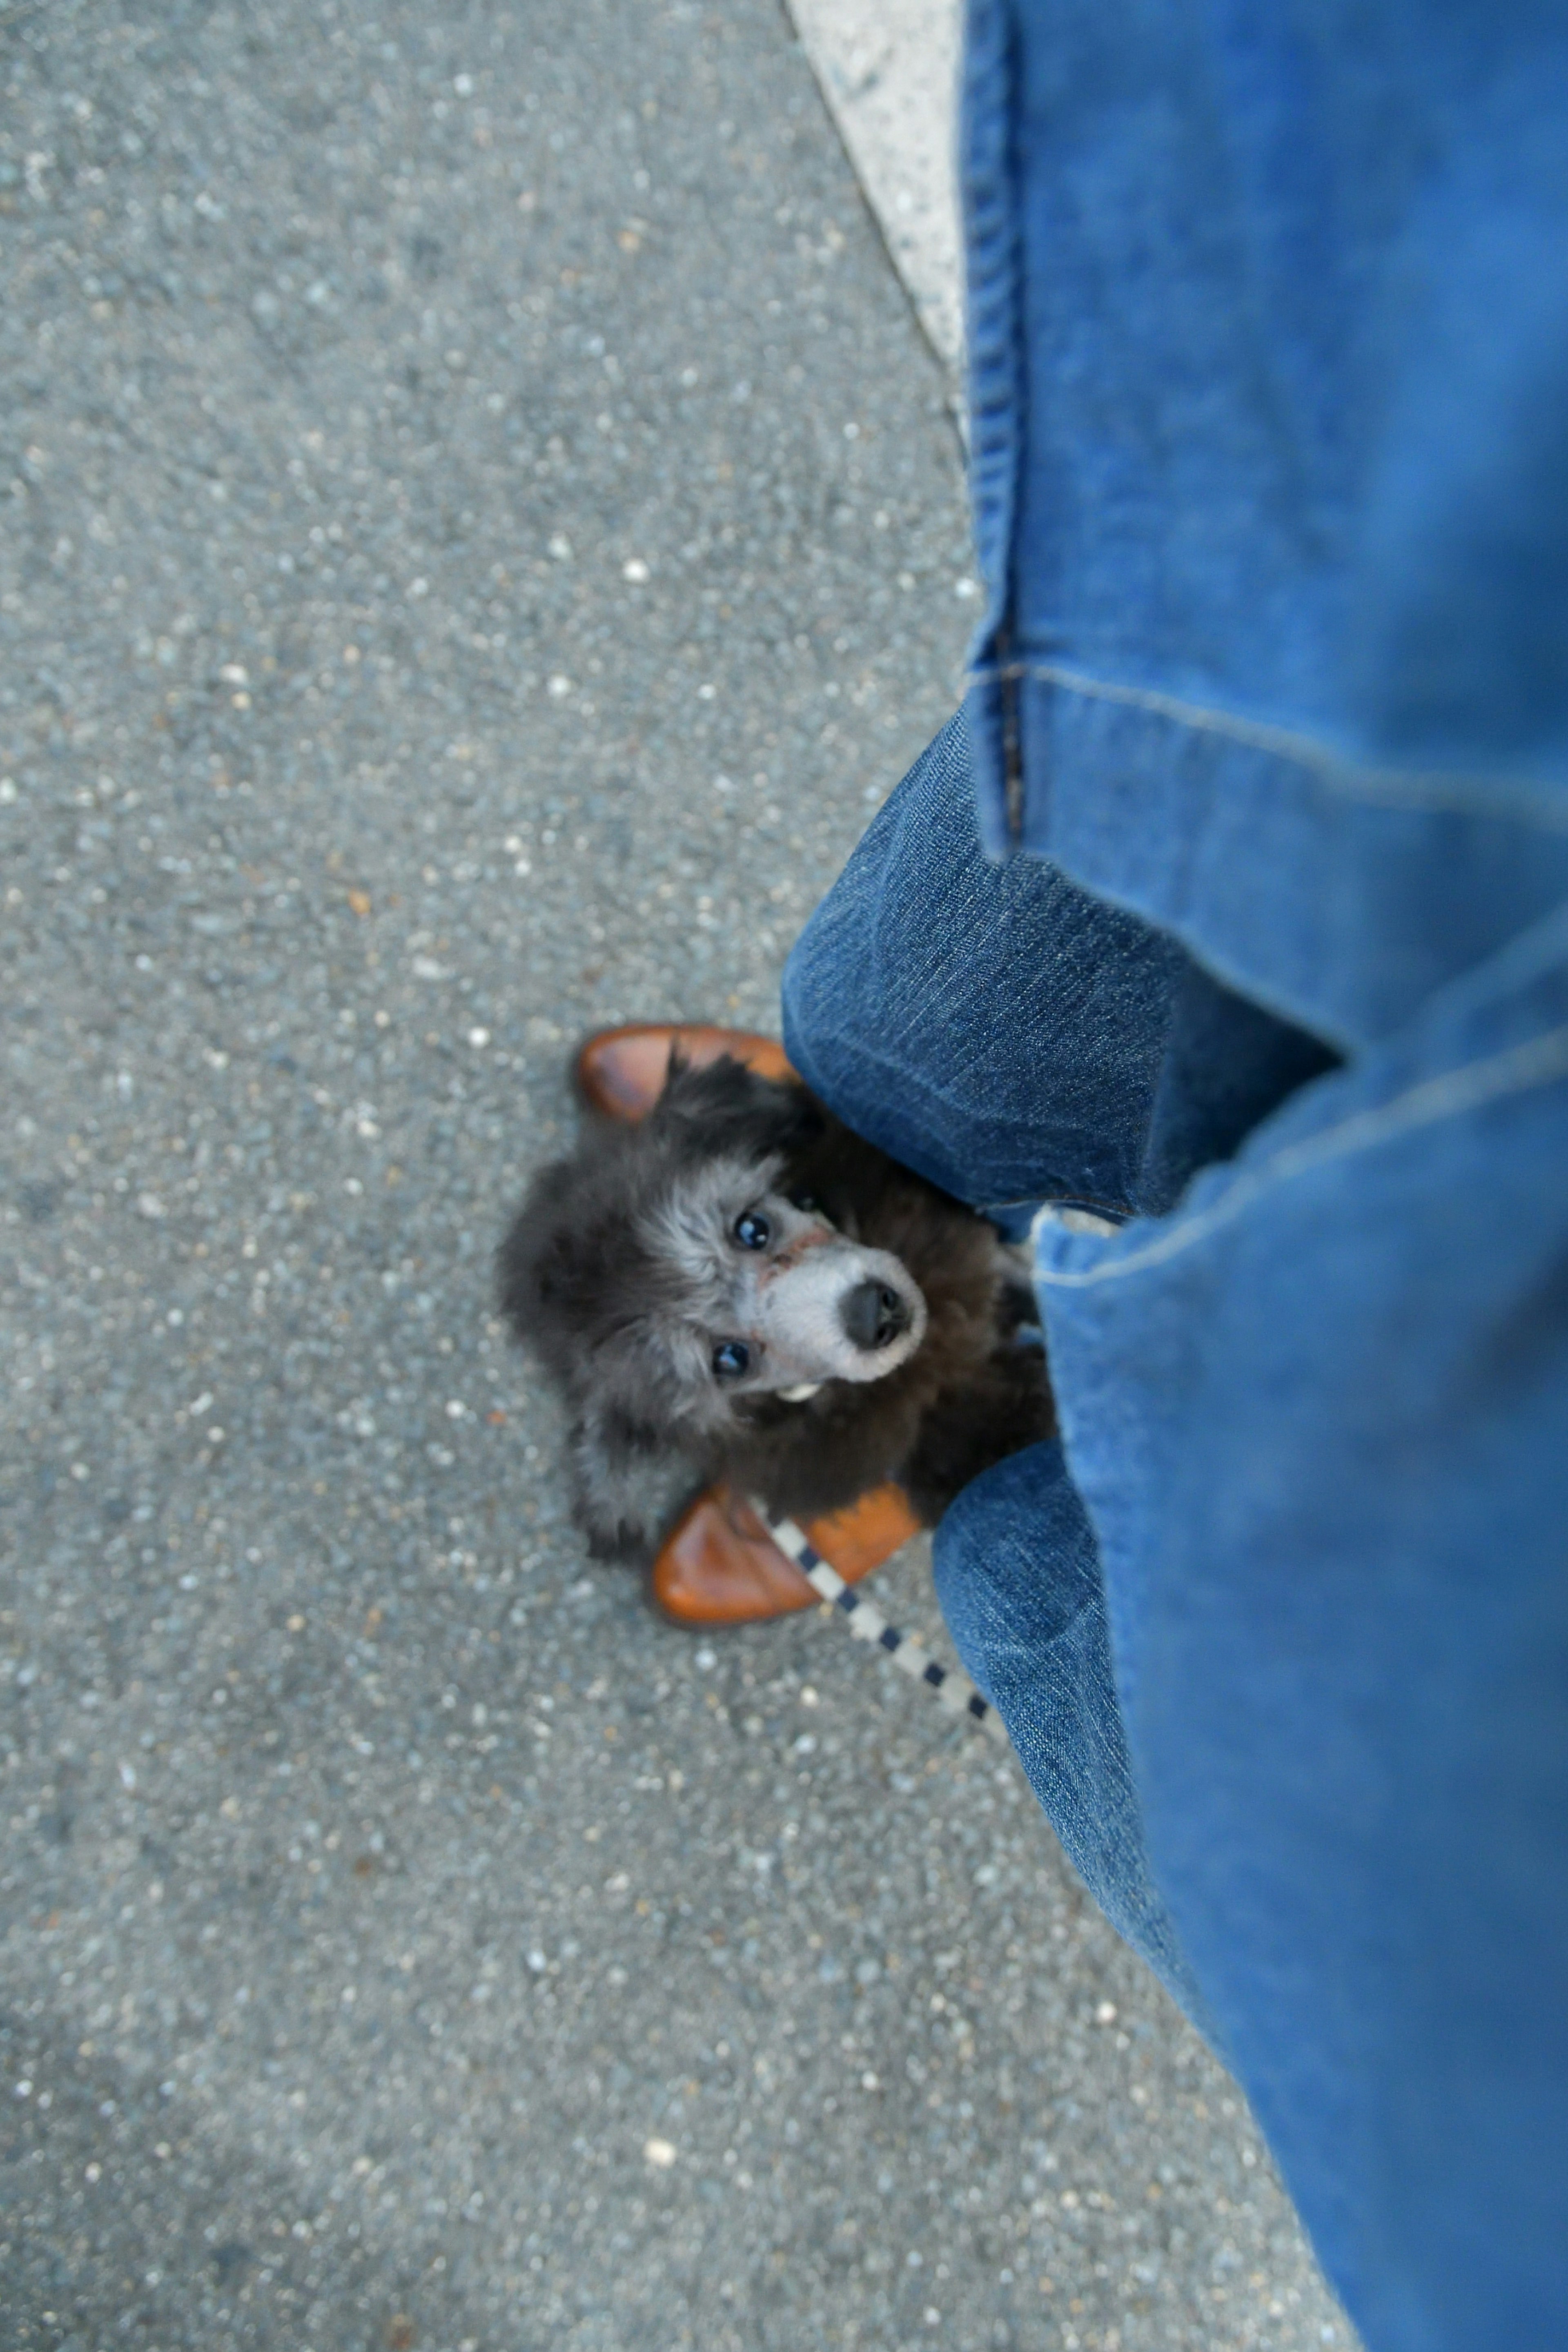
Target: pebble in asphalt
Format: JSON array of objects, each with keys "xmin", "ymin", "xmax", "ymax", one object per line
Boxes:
[{"xmin": 0, "ymin": 2, "xmax": 1352, "ymax": 2348}]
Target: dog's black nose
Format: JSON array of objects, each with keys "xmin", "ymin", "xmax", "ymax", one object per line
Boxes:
[{"xmin": 841, "ymin": 1280, "xmax": 909, "ymax": 1351}]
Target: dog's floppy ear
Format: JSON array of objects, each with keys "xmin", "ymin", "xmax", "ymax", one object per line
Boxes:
[{"xmin": 648, "ymin": 1052, "xmax": 821, "ymax": 1164}]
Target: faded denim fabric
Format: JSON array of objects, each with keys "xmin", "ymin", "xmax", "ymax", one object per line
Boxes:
[
  {"xmin": 784, "ymin": 710, "xmax": 1342, "ymax": 2039},
  {"xmin": 783, "ymin": 6, "xmax": 1568, "ymax": 2345},
  {"xmin": 961, "ymin": 0, "xmax": 1568, "ymax": 1048},
  {"xmin": 785, "ymin": 715, "xmax": 1568, "ymax": 2352},
  {"xmin": 932, "ymin": 1436, "xmax": 1219, "ymax": 2036}
]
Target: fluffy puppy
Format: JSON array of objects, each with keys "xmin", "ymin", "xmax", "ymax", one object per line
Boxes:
[{"xmin": 498, "ymin": 1055, "xmax": 1054, "ymax": 1559}]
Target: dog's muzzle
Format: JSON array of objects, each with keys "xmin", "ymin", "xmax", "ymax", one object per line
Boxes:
[{"xmin": 755, "ymin": 1242, "xmax": 927, "ymax": 1387}]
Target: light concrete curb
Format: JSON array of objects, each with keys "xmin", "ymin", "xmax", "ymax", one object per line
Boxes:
[{"xmin": 786, "ymin": 0, "xmax": 965, "ymax": 378}]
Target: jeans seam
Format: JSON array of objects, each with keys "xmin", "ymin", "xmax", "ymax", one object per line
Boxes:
[
  {"xmin": 1038, "ymin": 1016, "xmax": 1568, "ymax": 1288},
  {"xmin": 969, "ymin": 657, "xmax": 1568, "ymax": 834}
]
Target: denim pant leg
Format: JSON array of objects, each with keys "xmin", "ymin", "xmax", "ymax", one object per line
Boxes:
[
  {"xmin": 782, "ymin": 714, "xmax": 1216, "ymax": 2016},
  {"xmin": 781, "ymin": 713, "xmax": 1189, "ymax": 1219},
  {"xmin": 933, "ymin": 1443, "xmax": 1217, "ymax": 2029},
  {"xmin": 782, "ymin": 710, "xmax": 1339, "ymax": 1223}
]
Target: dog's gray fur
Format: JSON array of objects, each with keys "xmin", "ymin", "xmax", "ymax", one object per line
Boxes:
[{"xmin": 498, "ymin": 1055, "xmax": 1054, "ymax": 1558}]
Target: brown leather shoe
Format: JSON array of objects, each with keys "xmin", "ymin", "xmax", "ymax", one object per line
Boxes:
[
  {"xmin": 576, "ymin": 1022, "xmax": 795, "ymax": 1123},
  {"xmin": 652, "ymin": 1481, "xmax": 922, "ymax": 1627}
]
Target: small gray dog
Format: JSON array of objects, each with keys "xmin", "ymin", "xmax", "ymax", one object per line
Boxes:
[{"xmin": 499, "ymin": 1054, "xmax": 1054, "ymax": 1559}]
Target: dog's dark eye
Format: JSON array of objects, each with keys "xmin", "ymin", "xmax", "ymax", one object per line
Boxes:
[
  {"xmin": 712, "ymin": 1339, "xmax": 750, "ymax": 1380},
  {"xmin": 733, "ymin": 1211, "xmax": 770, "ymax": 1251},
  {"xmin": 789, "ymin": 1190, "xmax": 820, "ymax": 1215}
]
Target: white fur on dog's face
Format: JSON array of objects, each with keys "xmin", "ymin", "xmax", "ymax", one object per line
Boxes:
[
  {"xmin": 751, "ymin": 1225, "xmax": 927, "ymax": 1384},
  {"xmin": 644, "ymin": 1154, "xmax": 927, "ymax": 1407}
]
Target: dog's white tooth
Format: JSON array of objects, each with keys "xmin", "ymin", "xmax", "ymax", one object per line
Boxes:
[{"xmin": 777, "ymin": 1381, "xmax": 824, "ymax": 1403}]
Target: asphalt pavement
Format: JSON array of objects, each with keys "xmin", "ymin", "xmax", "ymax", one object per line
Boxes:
[{"xmin": 1, "ymin": 3, "xmax": 1351, "ymax": 2348}]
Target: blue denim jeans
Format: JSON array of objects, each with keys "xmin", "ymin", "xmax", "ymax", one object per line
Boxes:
[
  {"xmin": 783, "ymin": 711, "xmax": 1340, "ymax": 2044},
  {"xmin": 784, "ymin": 8, "xmax": 1568, "ymax": 2345},
  {"xmin": 782, "ymin": 714, "xmax": 1568, "ymax": 2350}
]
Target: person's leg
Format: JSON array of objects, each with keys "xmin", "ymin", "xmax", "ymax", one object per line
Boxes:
[
  {"xmin": 782, "ymin": 712, "xmax": 1188, "ymax": 1218},
  {"xmin": 782, "ymin": 710, "xmax": 1339, "ymax": 2019},
  {"xmin": 783, "ymin": 742, "xmax": 1215, "ymax": 2008},
  {"xmin": 933, "ymin": 1441, "xmax": 1218, "ymax": 2034},
  {"xmin": 783, "ymin": 710, "xmax": 1338, "ymax": 1221}
]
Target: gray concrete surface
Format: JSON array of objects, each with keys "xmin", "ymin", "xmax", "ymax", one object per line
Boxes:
[
  {"xmin": 786, "ymin": 0, "xmax": 964, "ymax": 375},
  {"xmin": 0, "ymin": 4, "xmax": 1350, "ymax": 2349}
]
